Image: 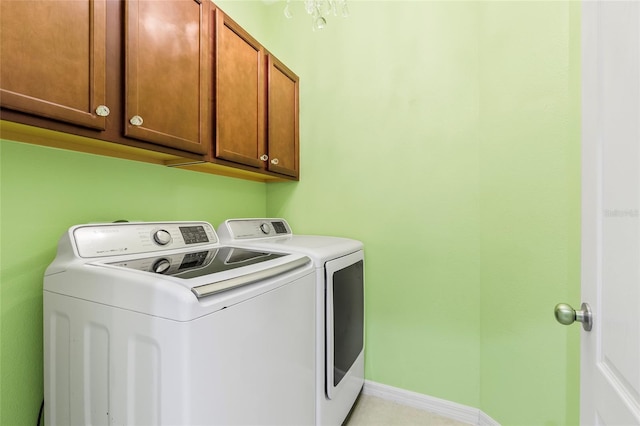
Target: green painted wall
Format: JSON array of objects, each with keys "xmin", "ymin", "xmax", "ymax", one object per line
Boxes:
[
  {"xmin": 0, "ymin": 1, "xmax": 581, "ymax": 425},
  {"xmin": 254, "ymin": 1, "xmax": 581, "ymax": 424},
  {"xmin": 477, "ymin": 2, "xmax": 581, "ymax": 424},
  {"xmin": 264, "ymin": 0, "xmax": 484, "ymax": 408},
  {"xmin": 0, "ymin": 140, "xmax": 267, "ymax": 425}
]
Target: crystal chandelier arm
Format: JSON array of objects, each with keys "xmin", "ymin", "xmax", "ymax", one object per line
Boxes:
[{"xmin": 284, "ymin": 0, "xmax": 349, "ymax": 29}]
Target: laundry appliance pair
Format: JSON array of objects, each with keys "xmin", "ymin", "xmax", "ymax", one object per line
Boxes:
[{"xmin": 44, "ymin": 218, "xmax": 364, "ymax": 425}]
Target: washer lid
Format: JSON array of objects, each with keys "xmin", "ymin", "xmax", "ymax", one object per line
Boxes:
[
  {"xmin": 106, "ymin": 246, "xmax": 286, "ymax": 279},
  {"xmin": 104, "ymin": 246, "xmax": 310, "ymax": 299}
]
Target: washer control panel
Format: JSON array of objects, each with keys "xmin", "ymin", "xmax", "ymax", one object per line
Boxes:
[
  {"xmin": 218, "ymin": 218, "xmax": 292, "ymax": 240},
  {"xmin": 72, "ymin": 221, "xmax": 218, "ymax": 258}
]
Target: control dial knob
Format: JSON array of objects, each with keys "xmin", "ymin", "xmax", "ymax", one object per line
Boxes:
[
  {"xmin": 153, "ymin": 230, "xmax": 172, "ymax": 245},
  {"xmin": 152, "ymin": 258, "xmax": 171, "ymax": 274},
  {"xmin": 260, "ymin": 223, "xmax": 270, "ymax": 234}
]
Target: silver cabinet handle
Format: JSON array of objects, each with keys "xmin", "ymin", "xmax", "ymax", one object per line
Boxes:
[
  {"xmin": 554, "ymin": 302, "xmax": 592, "ymax": 331},
  {"xmin": 129, "ymin": 115, "xmax": 144, "ymax": 126},
  {"xmin": 260, "ymin": 154, "xmax": 268, "ymax": 161},
  {"xmin": 95, "ymin": 105, "xmax": 110, "ymax": 117},
  {"xmin": 270, "ymin": 158, "xmax": 279, "ymax": 165}
]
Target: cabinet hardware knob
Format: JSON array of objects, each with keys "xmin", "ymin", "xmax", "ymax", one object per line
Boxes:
[
  {"xmin": 260, "ymin": 154, "xmax": 269, "ymax": 161},
  {"xmin": 95, "ymin": 105, "xmax": 110, "ymax": 117},
  {"xmin": 270, "ymin": 158, "xmax": 279, "ymax": 165},
  {"xmin": 129, "ymin": 115, "xmax": 144, "ymax": 126}
]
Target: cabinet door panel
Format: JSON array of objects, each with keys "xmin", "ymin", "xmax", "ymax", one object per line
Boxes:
[
  {"xmin": 125, "ymin": 0, "xmax": 210, "ymax": 154},
  {"xmin": 267, "ymin": 55, "xmax": 299, "ymax": 178},
  {"xmin": 214, "ymin": 9, "xmax": 265, "ymax": 168},
  {"xmin": 0, "ymin": 0, "xmax": 107, "ymax": 129}
]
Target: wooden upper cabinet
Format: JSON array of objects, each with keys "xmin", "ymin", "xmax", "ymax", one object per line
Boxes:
[
  {"xmin": 267, "ymin": 55, "xmax": 299, "ymax": 179},
  {"xmin": 1, "ymin": 0, "xmax": 299, "ymax": 181},
  {"xmin": 213, "ymin": 8, "xmax": 265, "ymax": 169},
  {"xmin": 125, "ymin": 0, "xmax": 210, "ymax": 154},
  {"xmin": 212, "ymin": 8, "xmax": 300, "ymax": 180},
  {"xmin": 0, "ymin": 0, "xmax": 107, "ymax": 129}
]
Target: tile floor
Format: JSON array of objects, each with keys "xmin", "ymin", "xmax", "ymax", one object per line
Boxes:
[{"xmin": 344, "ymin": 394, "xmax": 470, "ymax": 426}]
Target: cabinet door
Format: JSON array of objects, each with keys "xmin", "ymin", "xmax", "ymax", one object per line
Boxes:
[
  {"xmin": 267, "ymin": 55, "xmax": 299, "ymax": 179},
  {"xmin": 213, "ymin": 8, "xmax": 265, "ymax": 169},
  {"xmin": 0, "ymin": 0, "xmax": 107, "ymax": 129},
  {"xmin": 125, "ymin": 0, "xmax": 210, "ymax": 154}
]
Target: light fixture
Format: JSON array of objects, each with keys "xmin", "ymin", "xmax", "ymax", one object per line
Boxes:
[{"xmin": 284, "ymin": 0, "xmax": 350, "ymax": 31}]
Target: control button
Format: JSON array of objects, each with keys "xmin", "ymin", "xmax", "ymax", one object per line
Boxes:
[
  {"xmin": 153, "ymin": 230, "xmax": 172, "ymax": 245},
  {"xmin": 152, "ymin": 258, "xmax": 171, "ymax": 274},
  {"xmin": 260, "ymin": 223, "xmax": 271, "ymax": 234}
]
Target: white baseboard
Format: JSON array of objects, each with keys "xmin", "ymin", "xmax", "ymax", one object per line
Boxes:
[{"xmin": 362, "ymin": 380, "xmax": 500, "ymax": 426}]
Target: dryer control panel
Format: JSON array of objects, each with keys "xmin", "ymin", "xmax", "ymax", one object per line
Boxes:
[
  {"xmin": 217, "ymin": 218, "xmax": 292, "ymax": 240},
  {"xmin": 71, "ymin": 221, "xmax": 218, "ymax": 258}
]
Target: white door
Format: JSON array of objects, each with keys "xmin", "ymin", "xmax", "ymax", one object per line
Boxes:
[{"xmin": 578, "ymin": 0, "xmax": 640, "ymax": 424}]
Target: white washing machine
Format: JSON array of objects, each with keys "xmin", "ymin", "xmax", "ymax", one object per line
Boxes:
[
  {"xmin": 217, "ymin": 218, "xmax": 365, "ymax": 426},
  {"xmin": 43, "ymin": 221, "xmax": 316, "ymax": 426}
]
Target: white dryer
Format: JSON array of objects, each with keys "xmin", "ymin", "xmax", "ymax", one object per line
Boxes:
[
  {"xmin": 217, "ymin": 218, "xmax": 365, "ymax": 426},
  {"xmin": 44, "ymin": 221, "xmax": 316, "ymax": 425}
]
